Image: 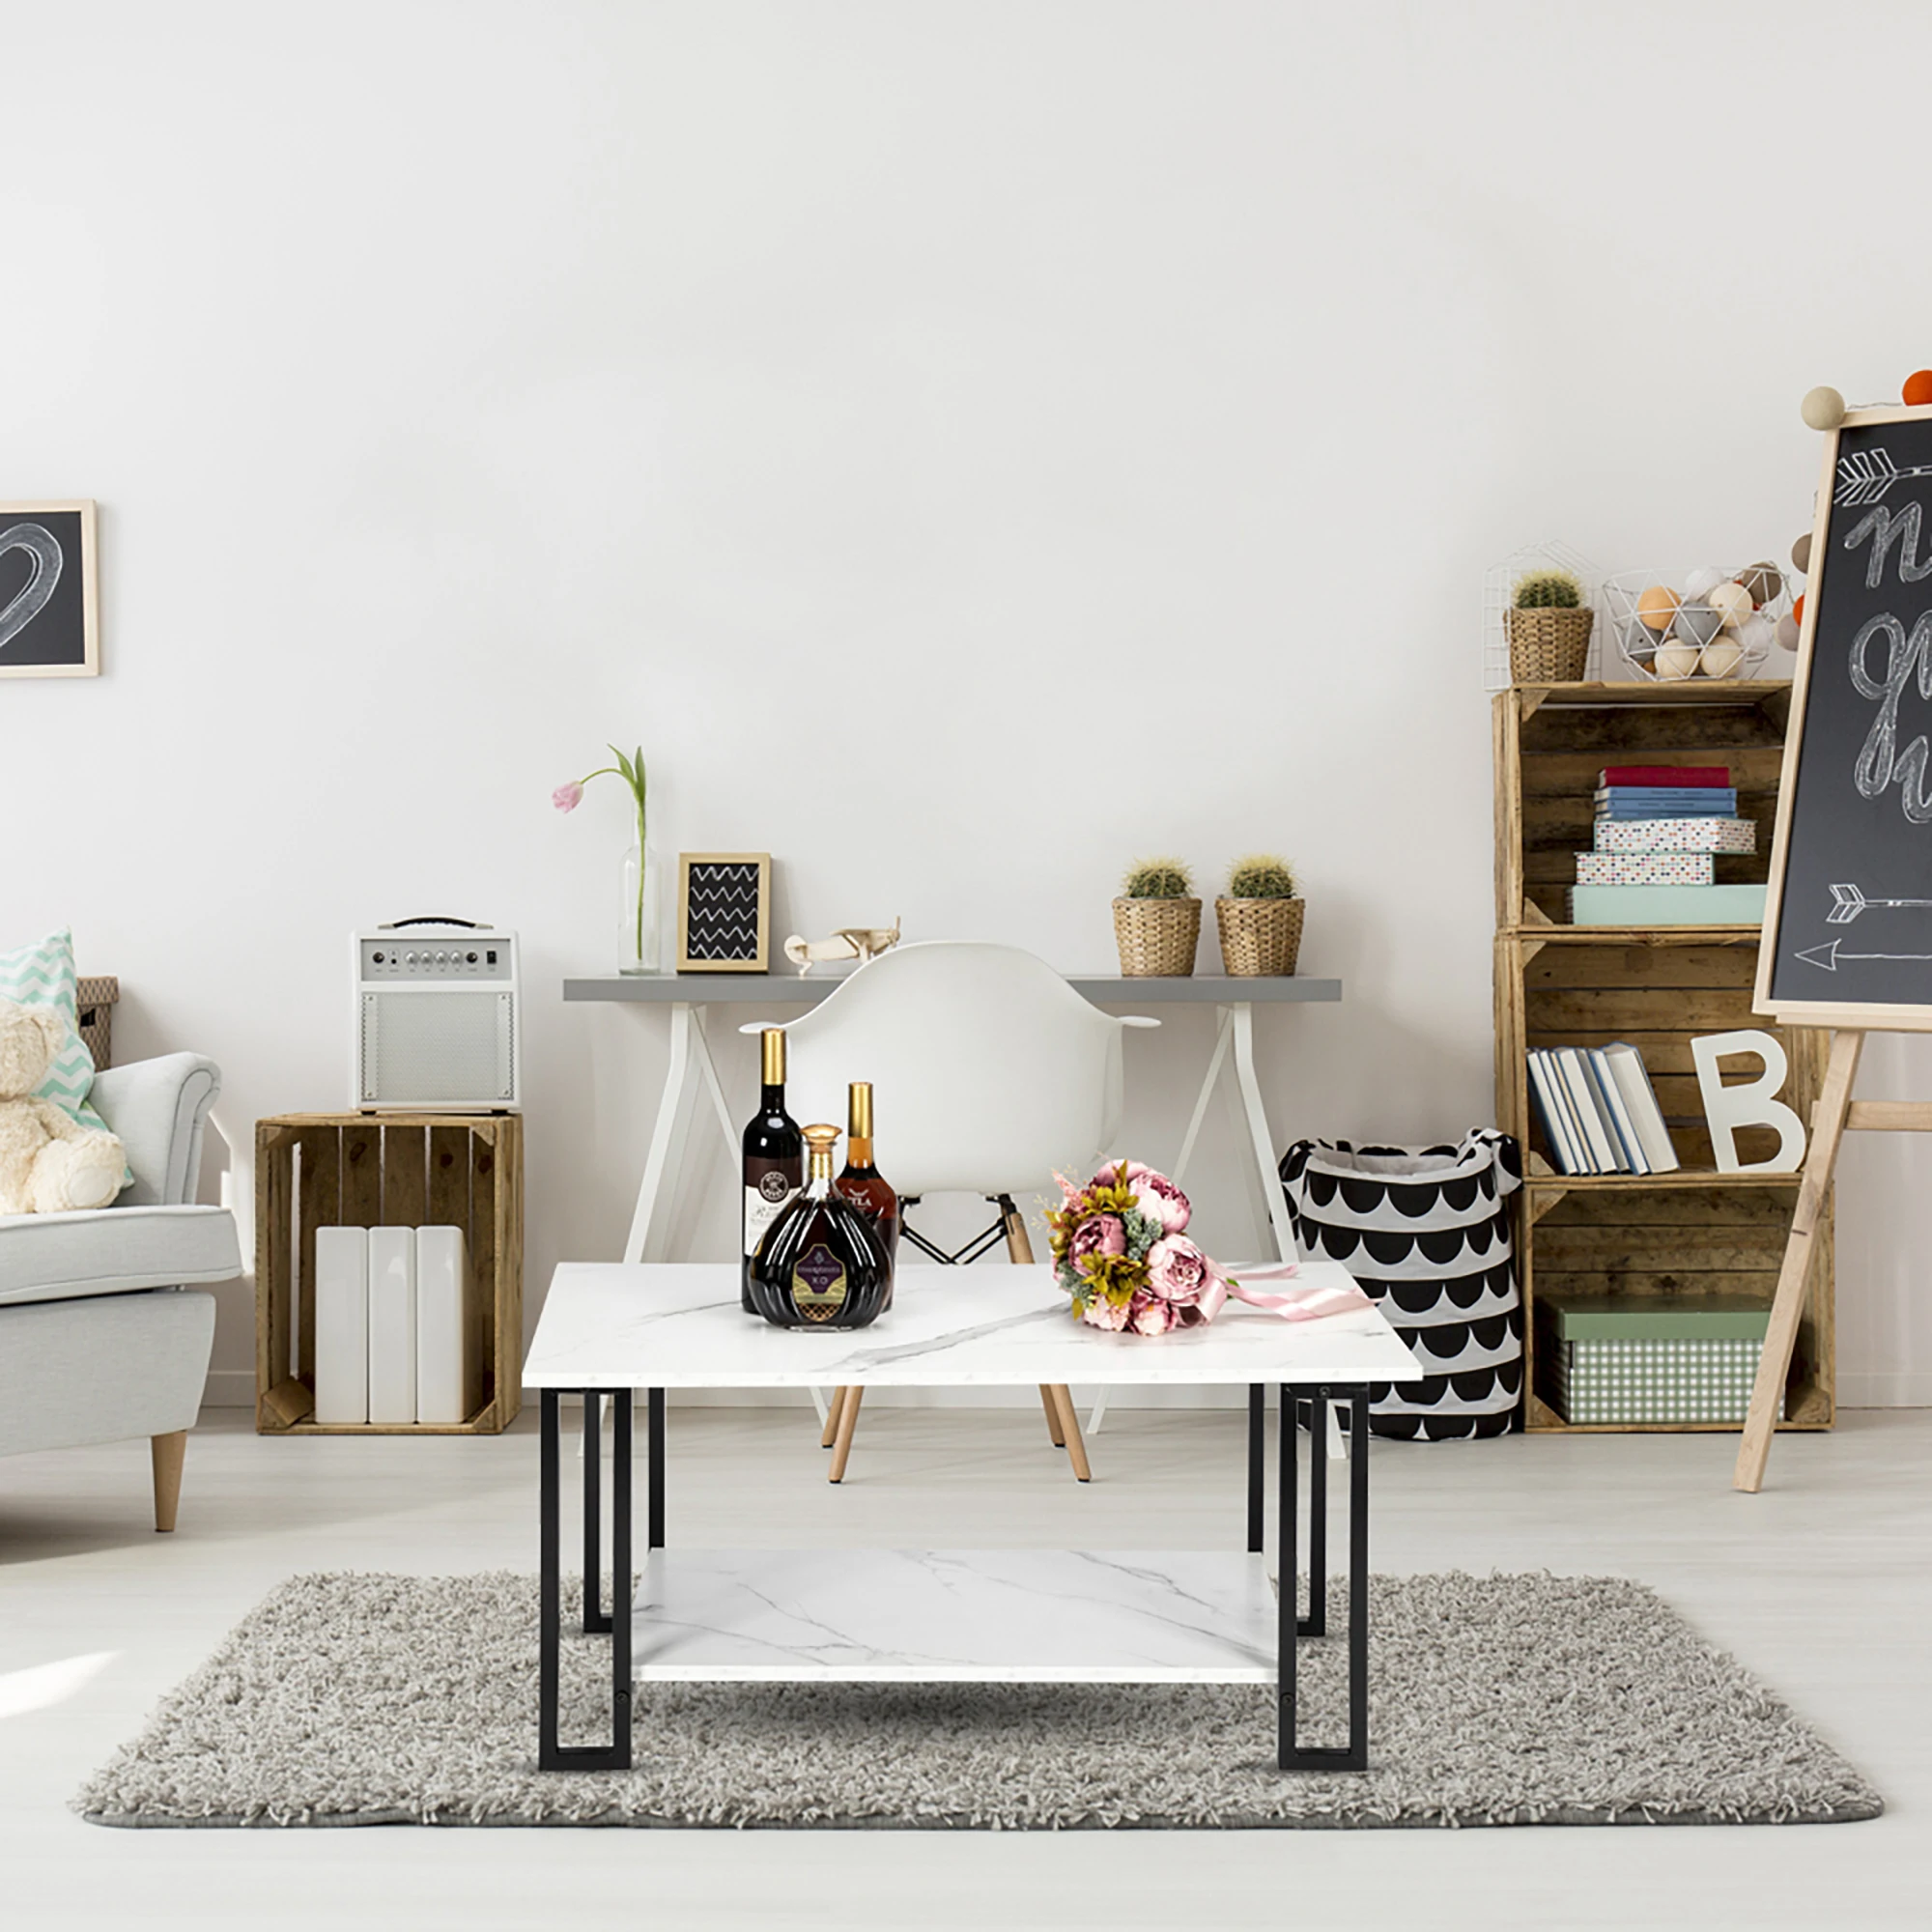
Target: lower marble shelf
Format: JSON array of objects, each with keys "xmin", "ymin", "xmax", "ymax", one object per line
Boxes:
[{"xmin": 633, "ymin": 1548, "xmax": 1278, "ymax": 1684}]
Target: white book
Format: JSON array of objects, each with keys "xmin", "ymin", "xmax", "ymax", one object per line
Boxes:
[
  {"xmin": 312, "ymin": 1226, "xmax": 369, "ymax": 1425},
  {"xmin": 366, "ymin": 1226, "xmax": 417, "ymax": 1425},
  {"xmin": 1603, "ymin": 1041, "xmax": 1682, "ymax": 1175},
  {"xmin": 1527, "ymin": 1052, "xmax": 1581, "ymax": 1174},
  {"xmin": 1587, "ymin": 1048, "xmax": 1649, "ymax": 1175},
  {"xmin": 415, "ymin": 1226, "xmax": 478, "ymax": 1426},
  {"xmin": 1538, "ymin": 1050, "xmax": 1591, "ymax": 1174},
  {"xmin": 1555, "ymin": 1048, "xmax": 1619, "ymax": 1173}
]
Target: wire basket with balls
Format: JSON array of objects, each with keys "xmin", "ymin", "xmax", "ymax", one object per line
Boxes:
[{"xmin": 1603, "ymin": 563, "xmax": 1795, "ymax": 682}]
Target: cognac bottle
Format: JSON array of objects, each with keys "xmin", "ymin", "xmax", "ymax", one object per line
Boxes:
[
  {"xmin": 741, "ymin": 1028, "xmax": 802, "ymax": 1312},
  {"xmin": 748, "ymin": 1123, "xmax": 892, "ymax": 1328},
  {"xmin": 836, "ymin": 1080, "xmax": 899, "ymax": 1306}
]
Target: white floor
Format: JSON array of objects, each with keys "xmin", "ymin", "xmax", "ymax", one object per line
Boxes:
[{"xmin": 3, "ymin": 1404, "xmax": 1928, "ymax": 1931}]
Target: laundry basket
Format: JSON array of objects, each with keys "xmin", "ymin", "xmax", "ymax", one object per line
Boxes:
[{"xmin": 1278, "ymin": 1131, "xmax": 1523, "ymax": 1439}]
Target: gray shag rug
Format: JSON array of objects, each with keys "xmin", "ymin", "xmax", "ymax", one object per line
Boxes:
[{"xmin": 75, "ymin": 1570, "xmax": 1881, "ymax": 1831}]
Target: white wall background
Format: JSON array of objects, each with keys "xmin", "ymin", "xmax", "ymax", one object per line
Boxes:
[{"xmin": 3, "ymin": 0, "xmax": 1929, "ymax": 1405}]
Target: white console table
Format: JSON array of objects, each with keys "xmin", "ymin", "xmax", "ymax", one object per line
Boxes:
[{"xmin": 562, "ymin": 970, "xmax": 1342, "ymax": 1266}]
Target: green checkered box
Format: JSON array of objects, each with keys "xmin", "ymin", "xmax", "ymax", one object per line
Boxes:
[{"xmin": 1543, "ymin": 1298, "xmax": 1782, "ymax": 1426}]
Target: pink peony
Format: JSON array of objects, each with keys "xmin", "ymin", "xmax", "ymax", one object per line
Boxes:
[
  {"xmin": 552, "ymin": 781, "xmax": 583, "ymax": 812},
  {"xmin": 1145, "ymin": 1235, "xmax": 1213, "ymax": 1302},
  {"xmin": 1090, "ymin": 1158, "xmax": 1191, "ymax": 1234},
  {"xmin": 1080, "ymin": 1295, "xmax": 1130, "ymax": 1332},
  {"xmin": 1070, "ymin": 1214, "xmax": 1126, "ymax": 1264},
  {"xmin": 1128, "ymin": 1293, "xmax": 1178, "ymax": 1337}
]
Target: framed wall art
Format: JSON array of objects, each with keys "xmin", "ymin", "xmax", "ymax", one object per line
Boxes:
[
  {"xmin": 676, "ymin": 852, "xmax": 772, "ymax": 972},
  {"xmin": 0, "ymin": 500, "xmax": 99, "ymax": 678}
]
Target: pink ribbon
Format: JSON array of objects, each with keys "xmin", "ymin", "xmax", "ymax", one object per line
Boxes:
[{"xmin": 1191, "ymin": 1261, "xmax": 1372, "ymax": 1325}]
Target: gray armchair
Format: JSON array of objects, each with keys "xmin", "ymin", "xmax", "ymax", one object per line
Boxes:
[{"xmin": 0, "ymin": 1054, "xmax": 240, "ymax": 1530}]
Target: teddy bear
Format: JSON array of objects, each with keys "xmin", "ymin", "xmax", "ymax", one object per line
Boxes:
[{"xmin": 0, "ymin": 999, "xmax": 128, "ymax": 1215}]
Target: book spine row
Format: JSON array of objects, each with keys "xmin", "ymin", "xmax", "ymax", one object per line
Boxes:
[
  {"xmin": 313, "ymin": 1225, "xmax": 478, "ymax": 1427},
  {"xmin": 1526, "ymin": 1045, "xmax": 1681, "ymax": 1178}
]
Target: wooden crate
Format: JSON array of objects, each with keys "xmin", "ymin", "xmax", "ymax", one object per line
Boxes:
[
  {"xmin": 254, "ymin": 1113, "xmax": 523, "ymax": 1435},
  {"xmin": 1494, "ymin": 681, "xmax": 1788, "ymax": 927},
  {"xmin": 1491, "ymin": 682, "xmax": 1833, "ymax": 1435}
]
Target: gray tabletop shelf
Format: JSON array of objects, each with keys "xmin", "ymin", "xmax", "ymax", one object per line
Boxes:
[{"xmin": 563, "ymin": 972, "xmax": 1342, "ymax": 1006}]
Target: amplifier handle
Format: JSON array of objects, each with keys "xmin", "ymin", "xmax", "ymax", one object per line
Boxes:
[{"xmin": 378, "ymin": 916, "xmax": 488, "ymax": 930}]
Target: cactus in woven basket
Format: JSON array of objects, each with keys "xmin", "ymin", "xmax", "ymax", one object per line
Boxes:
[
  {"xmin": 1512, "ymin": 568, "xmax": 1583, "ymax": 610},
  {"xmin": 1226, "ymin": 855, "xmax": 1296, "ymax": 900},
  {"xmin": 1122, "ymin": 857, "xmax": 1194, "ymax": 899}
]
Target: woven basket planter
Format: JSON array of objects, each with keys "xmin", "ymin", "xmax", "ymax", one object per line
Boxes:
[
  {"xmin": 1215, "ymin": 896, "xmax": 1304, "ymax": 977},
  {"xmin": 1505, "ymin": 606, "xmax": 1593, "ymax": 683},
  {"xmin": 1113, "ymin": 897, "xmax": 1200, "ymax": 977}
]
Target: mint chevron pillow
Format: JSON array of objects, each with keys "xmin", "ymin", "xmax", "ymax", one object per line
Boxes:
[{"xmin": 0, "ymin": 928, "xmax": 114, "ymax": 1137}]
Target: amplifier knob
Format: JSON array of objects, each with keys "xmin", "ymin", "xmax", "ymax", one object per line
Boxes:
[
  {"xmin": 372, "ymin": 952, "xmax": 384, "ymax": 965},
  {"xmin": 467, "ymin": 952, "xmax": 478, "ymax": 964},
  {"xmin": 405, "ymin": 952, "xmax": 417, "ymax": 965}
]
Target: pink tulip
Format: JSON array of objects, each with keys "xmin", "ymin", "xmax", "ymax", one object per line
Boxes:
[{"xmin": 552, "ymin": 781, "xmax": 584, "ymax": 812}]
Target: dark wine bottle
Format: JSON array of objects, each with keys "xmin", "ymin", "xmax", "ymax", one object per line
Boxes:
[
  {"xmin": 835, "ymin": 1080, "xmax": 898, "ymax": 1308},
  {"xmin": 741, "ymin": 1028, "xmax": 802, "ymax": 1312},
  {"xmin": 748, "ymin": 1123, "xmax": 892, "ymax": 1328}
]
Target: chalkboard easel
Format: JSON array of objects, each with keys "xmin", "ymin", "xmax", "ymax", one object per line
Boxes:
[{"xmin": 1743, "ymin": 402, "xmax": 1932, "ymax": 1491}]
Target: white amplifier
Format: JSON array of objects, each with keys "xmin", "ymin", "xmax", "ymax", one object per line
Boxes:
[{"xmin": 353, "ymin": 922, "xmax": 520, "ymax": 1112}]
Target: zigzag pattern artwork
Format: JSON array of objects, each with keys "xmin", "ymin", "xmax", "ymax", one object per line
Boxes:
[{"xmin": 685, "ymin": 864, "xmax": 762, "ymax": 959}]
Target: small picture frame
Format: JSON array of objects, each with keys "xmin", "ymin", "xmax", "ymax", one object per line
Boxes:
[
  {"xmin": 676, "ymin": 852, "xmax": 772, "ymax": 972},
  {"xmin": 0, "ymin": 500, "xmax": 99, "ymax": 678}
]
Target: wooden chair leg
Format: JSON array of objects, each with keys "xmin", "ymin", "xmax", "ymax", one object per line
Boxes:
[
  {"xmin": 1048, "ymin": 1385, "xmax": 1092, "ymax": 1482},
  {"xmin": 1001, "ymin": 1197, "xmax": 1036, "ymax": 1264},
  {"xmin": 828, "ymin": 1385, "xmax": 864, "ymax": 1484},
  {"xmin": 1038, "ymin": 1383, "xmax": 1066, "ymax": 1445},
  {"xmin": 820, "ymin": 1386, "xmax": 848, "ymax": 1448},
  {"xmin": 151, "ymin": 1430, "xmax": 186, "ymax": 1533}
]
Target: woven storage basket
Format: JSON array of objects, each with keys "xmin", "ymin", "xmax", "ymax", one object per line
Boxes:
[
  {"xmin": 1505, "ymin": 606, "xmax": 1593, "ymax": 683},
  {"xmin": 1215, "ymin": 896, "xmax": 1304, "ymax": 976},
  {"xmin": 1112, "ymin": 896, "xmax": 1201, "ymax": 977}
]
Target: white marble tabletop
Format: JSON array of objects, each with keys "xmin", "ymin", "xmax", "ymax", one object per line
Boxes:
[{"xmin": 524, "ymin": 1261, "xmax": 1420, "ymax": 1390}]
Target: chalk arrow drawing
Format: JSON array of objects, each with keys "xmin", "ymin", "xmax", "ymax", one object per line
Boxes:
[
  {"xmin": 0, "ymin": 523, "xmax": 63, "ymax": 653},
  {"xmin": 1796, "ymin": 939, "xmax": 1932, "ymax": 972},
  {"xmin": 1837, "ymin": 447, "xmax": 1932, "ymax": 508},
  {"xmin": 1826, "ymin": 883, "xmax": 1932, "ymax": 923}
]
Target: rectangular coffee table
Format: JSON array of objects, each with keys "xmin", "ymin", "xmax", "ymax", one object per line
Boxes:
[{"xmin": 523, "ymin": 1260, "xmax": 1420, "ymax": 1774}]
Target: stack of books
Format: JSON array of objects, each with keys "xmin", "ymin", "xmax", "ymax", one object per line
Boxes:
[
  {"xmin": 1570, "ymin": 765, "xmax": 1765, "ymax": 925},
  {"xmin": 1526, "ymin": 1041, "xmax": 1681, "ymax": 1176}
]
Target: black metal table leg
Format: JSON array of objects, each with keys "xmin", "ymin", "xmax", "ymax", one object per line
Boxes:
[
  {"xmin": 1276, "ymin": 1381, "xmax": 1369, "ymax": 1773},
  {"xmin": 1246, "ymin": 1385, "xmax": 1264, "ymax": 1553},
  {"xmin": 648, "ymin": 1387, "xmax": 666, "ymax": 1550},
  {"xmin": 583, "ymin": 1395, "xmax": 610, "ymax": 1634},
  {"xmin": 539, "ymin": 1385, "xmax": 634, "ymax": 1772}
]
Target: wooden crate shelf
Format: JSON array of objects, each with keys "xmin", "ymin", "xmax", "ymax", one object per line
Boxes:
[
  {"xmin": 1491, "ymin": 683, "xmax": 1832, "ymax": 1434},
  {"xmin": 253, "ymin": 1112, "xmax": 523, "ymax": 1435}
]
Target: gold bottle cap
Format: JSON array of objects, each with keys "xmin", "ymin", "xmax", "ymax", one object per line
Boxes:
[
  {"xmin": 803, "ymin": 1122, "xmax": 840, "ymax": 1179},
  {"xmin": 761, "ymin": 1028, "xmax": 786, "ymax": 1086},
  {"xmin": 848, "ymin": 1081, "xmax": 873, "ymax": 1141}
]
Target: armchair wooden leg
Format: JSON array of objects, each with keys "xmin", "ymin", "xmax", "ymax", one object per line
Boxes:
[
  {"xmin": 1038, "ymin": 1383, "xmax": 1066, "ymax": 1446},
  {"xmin": 151, "ymin": 1430, "xmax": 186, "ymax": 1533},
  {"xmin": 1047, "ymin": 1385, "xmax": 1092, "ymax": 1482},
  {"xmin": 828, "ymin": 1385, "xmax": 865, "ymax": 1484},
  {"xmin": 820, "ymin": 1386, "xmax": 848, "ymax": 1448}
]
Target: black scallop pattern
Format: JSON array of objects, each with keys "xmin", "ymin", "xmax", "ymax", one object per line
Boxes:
[{"xmin": 1279, "ymin": 1131, "xmax": 1523, "ymax": 1439}]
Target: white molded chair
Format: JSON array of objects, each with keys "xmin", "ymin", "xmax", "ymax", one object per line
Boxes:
[{"xmin": 753, "ymin": 941, "xmax": 1156, "ymax": 1483}]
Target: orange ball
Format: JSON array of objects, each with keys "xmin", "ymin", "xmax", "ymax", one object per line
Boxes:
[
  {"xmin": 1907, "ymin": 370, "xmax": 1932, "ymax": 407},
  {"xmin": 1795, "ymin": 593, "xmax": 1806, "ymax": 627}
]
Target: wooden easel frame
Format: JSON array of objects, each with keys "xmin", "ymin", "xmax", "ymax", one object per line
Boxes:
[{"xmin": 1741, "ymin": 401, "xmax": 1932, "ymax": 1489}]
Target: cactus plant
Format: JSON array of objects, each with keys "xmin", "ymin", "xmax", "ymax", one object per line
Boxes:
[
  {"xmin": 1122, "ymin": 857, "xmax": 1194, "ymax": 899},
  {"xmin": 1226, "ymin": 855, "xmax": 1296, "ymax": 900},
  {"xmin": 1513, "ymin": 568, "xmax": 1583, "ymax": 611}
]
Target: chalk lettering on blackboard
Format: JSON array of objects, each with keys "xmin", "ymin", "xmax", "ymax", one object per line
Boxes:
[
  {"xmin": 1849, "ymin": 611, "xmax": 1932, "ymax": 817},
  {"xmin": 0, "ymin": 522, "xmax": 64, "ymax": 652},
  {"xmin": 1836, "ymin": 446, "xmax": 1932, "ymax": 507},
  {"xmin": 1843, "ymin": 502, "xmax": 1932, "ymax": 587},
  {"xmin": 1826, "ymin": 883, "xmax": 1932, "ymax": 923},
  {"xmin": 1795, "ymin": 939, "xmax": 1932, "ymax": 972}
]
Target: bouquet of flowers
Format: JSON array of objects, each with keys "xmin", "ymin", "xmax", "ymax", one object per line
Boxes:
[{"xmin": 1046, "ymin": 1160, "xmax": 1233, "ymax": 1336}]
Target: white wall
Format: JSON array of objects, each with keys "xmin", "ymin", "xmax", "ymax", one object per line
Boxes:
[{"xmin": 3, "ymin": 0, "xmax": 1929, "ymax": 1404}]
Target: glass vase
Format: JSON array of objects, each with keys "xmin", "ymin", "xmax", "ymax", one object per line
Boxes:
[{"xmin": 620, "ymin": 840, "xmax": 663, "ymax": 975}]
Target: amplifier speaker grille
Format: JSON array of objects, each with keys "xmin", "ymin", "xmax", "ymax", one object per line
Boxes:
[{"xmin": 360, "ymin": 992, "xmax": 515, "ymax": 1105}]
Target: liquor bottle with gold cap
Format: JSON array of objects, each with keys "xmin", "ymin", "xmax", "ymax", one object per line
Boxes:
[
  {"xmin": 835, "ymin": 1081, "xmax": 898, "ymax": 1307},
  {"xmin": 740, "ymin": 1028, "xmax": 802, "ymax": 1313},
  {"xmin": 747, "ymin": 1123, "xmax": 892, "ymax": 1328}
]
